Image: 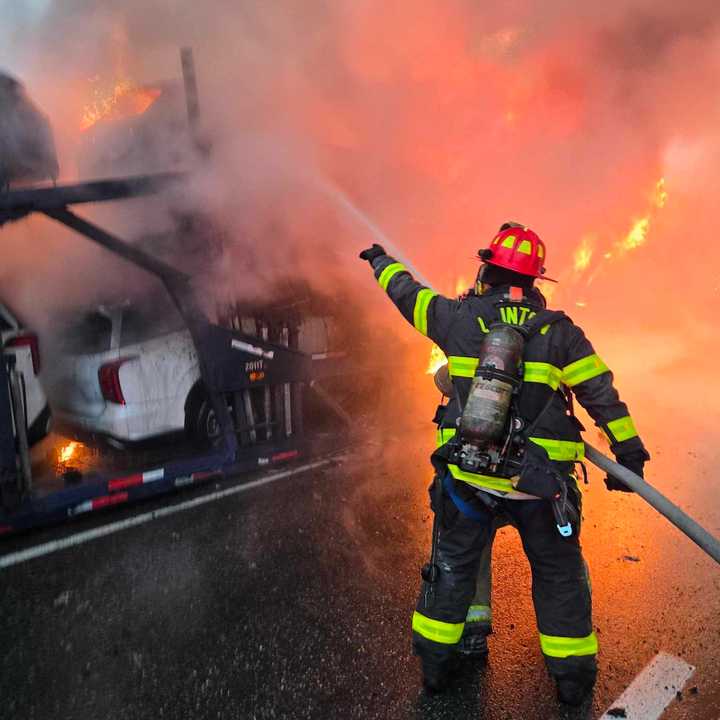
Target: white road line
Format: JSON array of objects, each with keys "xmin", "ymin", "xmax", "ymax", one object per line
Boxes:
[
  {"xmin": 0, "ymin": 458, "xmax": 336, "ymax": 570},
  {"xmin": 599, "ymin": 652, "xmax": 695, "ymax": 720}
]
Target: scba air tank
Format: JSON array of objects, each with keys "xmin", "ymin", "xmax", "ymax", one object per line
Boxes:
[{"xmin": 459, "ymin": 325, "xmax": 524, "ymax": 445}]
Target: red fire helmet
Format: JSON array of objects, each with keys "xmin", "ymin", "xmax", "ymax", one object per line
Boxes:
[{"xmin": 479, "ymin": 225, "xmax": 556, "ymax": 282}]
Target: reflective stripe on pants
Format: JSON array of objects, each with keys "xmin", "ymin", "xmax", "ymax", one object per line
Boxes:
[
  {"xmin": 465, "ymin": 604, "xmax": 492, "ymax": 624},
  {"xmin": 413, "ymin": 478, "xmax": 595, "ymax": 674},
  {"xmin": 412, "ymin": 611, "xmax": 464, "ymax": 644},
  {"xmin": 539, "ymin": 631, "xmax": 598, "ymax": 658}
]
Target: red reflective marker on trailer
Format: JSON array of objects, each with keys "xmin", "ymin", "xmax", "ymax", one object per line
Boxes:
[
  {"xmin": 272, "ymin": 450, "xmax": 299, "ymax": 463},
  {"xmin": 108, "ymin": 468, "xmax": 165, "ymax": 492},
  {"xmin": 69, "ymin": 492, "xmax": 129, "ymax": 516}
]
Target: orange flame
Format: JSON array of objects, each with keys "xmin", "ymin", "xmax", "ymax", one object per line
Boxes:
[
  {"xmin": 569, "ymin": 176, "xmax": 668, "ymax": 285},
  {"xmin": 59, "ymin": 441, "xmax": 78, "ymax": 463},
  {"xmin": 454, "ymin": 276, "xmax": 471, "ymax": 297},
  {"xmin": 81, "ymin": 80, "xmax": 162, "ymax": 131},
  {"xmin": 653, "ymin": 177, "xmax": 667, "ymax": 209},
  {"xmin": 573, "ymin": 236, "xmax": 593, "ymax": 272},
  {"xmin": 620, "ymin": 217, "xmax": 650, "ymax": 252},
  {"xmin": 426, "ymin": 344, "xmax": 448, "ymax": 375},
  {"xmin": 614, "ymin": 177, "xmax": 667, "ymax": 255}
]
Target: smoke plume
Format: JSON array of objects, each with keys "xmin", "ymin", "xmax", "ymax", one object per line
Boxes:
[{"xmin": 1, "ymin": 0, "xmax": 720, "ymax": 469}]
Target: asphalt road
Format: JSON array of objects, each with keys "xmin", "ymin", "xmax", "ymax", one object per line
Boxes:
[{"xmin": 1, "ymin": 423, "xmax": 719, "ymax": 720}]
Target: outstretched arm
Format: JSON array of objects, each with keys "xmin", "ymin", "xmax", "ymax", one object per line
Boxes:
[{"xmin": 359, "ymin": 244, "xmax": 457, "ymax": 347}]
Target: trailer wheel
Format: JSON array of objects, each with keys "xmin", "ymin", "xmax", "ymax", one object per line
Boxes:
[{"xmin": 184, "ymin": 386, "xmax": 222, "ymax": 447}]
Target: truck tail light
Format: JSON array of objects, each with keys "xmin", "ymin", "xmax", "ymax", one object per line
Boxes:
[
  {"xmin": 5, "ymin": 333, "xmax": 40, "ymax": 374},
  {"xmin": 98, "ymin": 357, "xmax": 136, "ymax": 405}
]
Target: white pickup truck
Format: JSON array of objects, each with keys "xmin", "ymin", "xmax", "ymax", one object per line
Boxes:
[{"xmin": 45, "ymin": 295, "xmax": 330, "ymax": 447}]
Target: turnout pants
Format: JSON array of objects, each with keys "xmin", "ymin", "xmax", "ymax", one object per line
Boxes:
[
  {"xmin": 462, "ymin": 521, "xmax": 501, "ymax": 638},
  {"xmin": 412, "ymin": 475, "xmax": 597, "ymax": 682}
]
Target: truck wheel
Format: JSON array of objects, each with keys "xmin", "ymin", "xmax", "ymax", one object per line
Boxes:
[{"xmin": 185, "ymin": 388, "xmax": 222, "ymax": 447}]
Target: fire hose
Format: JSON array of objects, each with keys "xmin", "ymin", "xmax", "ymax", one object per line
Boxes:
[{"xmin": 584, "ymin": 442, "xmax": 720, "ymax": 566}]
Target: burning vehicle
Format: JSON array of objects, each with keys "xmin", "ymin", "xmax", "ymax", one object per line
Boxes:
[
  {"xmin": 45, "ymin": 290, "xmax": 336, "ymax": 447},
  {"xmin": 45, "ymin": 292, "xmax": 195, "ymax": 446},
  {"xmin": 77, "ymin": 78, "xmax": 189, "ymax": 179},
  {"xmin": 0, "ymin": 52, "xmax": 362, "ymax": 532}
]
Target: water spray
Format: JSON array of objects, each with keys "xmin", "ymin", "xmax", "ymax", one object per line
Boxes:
[{"xmin": 318, "ymin": 179, "xmax": 437, "ymax": 291}]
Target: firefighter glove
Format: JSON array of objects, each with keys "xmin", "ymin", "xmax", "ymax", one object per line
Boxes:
[
  {"xmin": 604, "ymin": 449, "xmax": 650, "ymax": 492},
  {"xmin": 358, "ymin": 243, "xmax": 386, "ymax": 264}
]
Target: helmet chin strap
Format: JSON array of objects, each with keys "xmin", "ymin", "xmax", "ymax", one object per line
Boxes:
[{"xmin": 475, "ymin": 268, "xmax": 484, "ymax": 295}]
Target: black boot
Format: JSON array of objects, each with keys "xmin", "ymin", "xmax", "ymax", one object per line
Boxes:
[
  {"xmin": 457, "ymin": 628, "xmax": 489, "ymax": 658},
  {"xmin": 421, "ymin": 658, "xmax": 450, "ymax": 694},
  {"xmin": 555, "ymin": 673, "xmax": 596, "ymax": 706}
]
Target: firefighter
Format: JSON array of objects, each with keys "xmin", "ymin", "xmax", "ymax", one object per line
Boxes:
[{"xmin": 359, "ymin": 224, "xmax": 649, "ymax": 705}]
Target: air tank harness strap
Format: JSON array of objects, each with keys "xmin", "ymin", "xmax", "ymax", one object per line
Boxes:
[
  {"xmin": 513, "ymin": 308, "xmax": 572, "ymax": 536},
  {"xmin": 512, "ymin": 309, "xmax": 568, "ymax": 341}
]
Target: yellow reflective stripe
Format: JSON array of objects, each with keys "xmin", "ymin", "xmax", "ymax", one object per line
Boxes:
[
  {"xmin": 413, "ymin": 289, "xmax": 438, "ymax": 336},
  {"xmin": 562, "ymin": 354, "xmax": 609, "ymax": 387},
  {"xmin": 501, "ymin": 235, "xmax": 516, "ymax": 248},
  {"xmin": 448, "ymin": 464, "xmax": 515, "ymax": 492},
  {"xmin": 412, "ymin": 611, "xmax": 464, "ymax": 644},
  {"xmin": 448, "ymin": 359, "xmax": 563, "ymax": 390},
  {"xmin": 539, "ymin": 632, "xmax": 598, "ymax": 658},
  {"xmin": 448, "ymin": 356, "xmax": 478, "ymax": 378},
  {"xmin": 529, "ymin": 437, "xmax": 585, "ymax": 461},
  {"xmin": 466, "ymin": 605, "xmax": 492, "ymax": 623},
  {"xmin": 436, "ymin": 427, "xmax": 457, "ymax": 447},
  {"xmin": 517, "ymin": 239, "xmax": 532, "ymax": 255},
  {"xmin": 607, "ymin": 415, "xmax": 638, "ymax": 442},
  {"xmin": 377, "ymin": 262, "xmax": 406, "ymax": 291},
  {"xmin": 523, "ymin": 362, "xmax": 562, "ymax": 390}
]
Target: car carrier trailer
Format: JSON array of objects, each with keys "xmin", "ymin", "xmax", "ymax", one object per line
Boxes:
[{"xmin": 0, "ymin": 172, "xmax": 354, "ymax": 535}]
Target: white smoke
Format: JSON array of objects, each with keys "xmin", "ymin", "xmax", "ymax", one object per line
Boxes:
[{"xmin": 1, "ymin": 0, "xmax": 720, "ymax": 453}]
